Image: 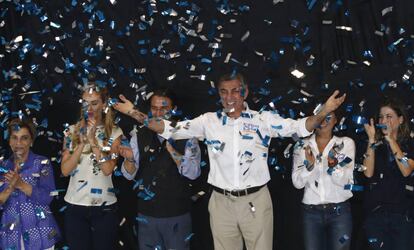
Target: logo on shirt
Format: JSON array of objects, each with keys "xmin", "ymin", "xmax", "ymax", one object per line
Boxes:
[{"xmin": 242, "ymin": 123, "xmax": 259, "ymax": 133}]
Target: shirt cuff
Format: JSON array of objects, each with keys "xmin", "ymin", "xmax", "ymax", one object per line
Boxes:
[
  {"xmin": 299, "ymin": 164, "xmax": 319, "ymax": 181},
  {"xmin": 159, "ymin": 119, "xmax": 172, "ymax": 139},
  {"xmin": 121, "ymin": 161, "xmax": 138, "ymax": 180},
  {"xmin": 300, "ymin": 117, "xmax": 313, "ymax": 137}
]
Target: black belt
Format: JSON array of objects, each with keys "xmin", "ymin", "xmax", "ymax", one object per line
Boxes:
[
  {"xmin": 303, "ymin": 201, "xmax": 348, "ymax": 210},
  {"xmin": 212, "ymin": 185, "xmax": 265, "ymax": 197}
]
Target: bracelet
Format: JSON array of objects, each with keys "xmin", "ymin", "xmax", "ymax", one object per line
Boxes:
[
  {"xmin": 369, "ymin": 141, "xmax": 379, "ymax": 149},
  {"xmin": 125, "ymin": 157, "xmax": 135, "ymax": 163}
]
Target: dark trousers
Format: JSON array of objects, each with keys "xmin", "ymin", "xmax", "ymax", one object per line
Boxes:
[
  {"xmin": 137, "ymin": 212, "xmax": 192, "ymax": 250},
  {"xmin": 302, "ymin": 201, "xmax": 352, "ymax": 250},
  {"xmin": 64, "ymin": 203, "xmax": 118, "ymax": 250},
  {"xmin": 364, "ymin": 210, "xmax": 414, "ymax": 250}
]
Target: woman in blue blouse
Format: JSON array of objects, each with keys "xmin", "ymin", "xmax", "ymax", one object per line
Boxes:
[{"xmin": 0, "ymin": 118, "xmax": 60, "ymax": 250}]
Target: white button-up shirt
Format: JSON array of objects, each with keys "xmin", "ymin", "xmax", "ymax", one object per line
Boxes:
[
  {"xmin": 292, "ymin": 134, "xmax": 355, "ymax": 205},
  {"xmin": 160, "ymin": 104, "xmax": 312, "ymax": 190}
]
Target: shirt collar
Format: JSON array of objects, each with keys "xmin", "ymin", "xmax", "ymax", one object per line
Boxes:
[
  {"xmin": 309, "ymin": 134, "xmax": 338, "ymax": 154},
  {"xmin": 6, "ymin": 150, "xmax": 35, "ymax": 170},
  {"xmin": 217, "ymin": 102, "xmax": 254, "ymax": 120}
]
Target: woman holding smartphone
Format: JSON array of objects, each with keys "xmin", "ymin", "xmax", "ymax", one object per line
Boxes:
[{"xmin": 363, "ymin": 98, "xmax": 414, "ymax": 250}]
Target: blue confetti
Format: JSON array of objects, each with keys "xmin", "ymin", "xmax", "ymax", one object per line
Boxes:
[
  {"xmin": 133, "ymin": 179, "xmax": 143, "ymax": 190},
  {"xmin": 90, "ymin": 188, "xmax": 102, "ymax": 194},
  {"xmin": 399, "ymin": 156, "xmax": 410, "ymax": 168},
  {"xmin": 307, "ymin": 0, "xmax": 317, "ymax": 10},
  {"xmin": 338, "ymin": 157, "xmax": 352, "ymax": 167},
  {"xmin": 344, "ymin": 184, "xmax": 364, "ymax": 191},
  {"xmin": 35, "ymin": 208, "xmax": 46, "ymax": 220},
  {"xmin": 368, "ymin": 238, "xmax": 378, "ymax": 243},
  {"xmin": 76, "ymin": 181, "xmax": 88, "ymax": 192},
  {"xmin": 351, "ymin": 115, "xmax": 367, "ymax": 125},
  {"xmin": 184, "ymin": 232, "xmax": 195, "ymax": 242},
  {"xmin": 339, "ymin": 234, "xmax": 350, "ymax": 244},
  {"xmin": 53, "ymin": 83, "xmax": 63, "ymax": 93},
  {"xmin": 59, "ymin": 206, "xmax": 68, "ymax": 212},
  {"xmin": 137, "ymin": 187, "xmax": 155, "ymax": 200},
  {"xmin": 136, "ymin": 216, "xmax": 148, "ymax": 224}
]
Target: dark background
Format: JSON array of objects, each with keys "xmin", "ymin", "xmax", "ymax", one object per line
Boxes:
[{"xmin": 1, "ymin": 0, "xmax": 414, "ymax": 249}]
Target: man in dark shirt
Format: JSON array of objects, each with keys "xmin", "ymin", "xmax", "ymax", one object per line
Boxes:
[{"xmin": 119, "ymin": 89, "xmax": 201, "ymax": 250}]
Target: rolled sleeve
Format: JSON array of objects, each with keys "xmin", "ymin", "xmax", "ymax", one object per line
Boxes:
[
  {"xmin": 159, "ymin": 120, "xmax": 173, "ymax": 139},
  {"xmin": 158, "ymin": 115, "xmax": 206, "ymax": 140},
  {"xmin": 298, "ymin": 117, "xmax": 313, "ymax": 137},
  {"xmin": 264, "ymin": 112, "xmax": 312, "ymax": 139},
  {"xmin": 179, "ymin": 138, "xmax": 201, "ymax": 180},
  {"xmin": 121, "ymin": 133, "xmax": 140, "ymax": 180}
]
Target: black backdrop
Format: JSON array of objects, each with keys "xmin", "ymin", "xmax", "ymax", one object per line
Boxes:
[{"xmin": 1, "ymin": 0, "xmax": 414, "ymax": 249}]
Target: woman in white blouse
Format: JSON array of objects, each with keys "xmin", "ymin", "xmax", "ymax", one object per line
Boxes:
[
  {"xmin": 292, "ymin": 110, "xmax": 355, "ymax": 250},
  {"xmin": 60, "ymin": 84, "xmax": 122, "ymax": 250}
]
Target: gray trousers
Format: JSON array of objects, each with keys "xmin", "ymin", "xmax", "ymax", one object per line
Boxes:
[
  {"xmin": 137, "ymin": 212, "xmax": 192, "ymax": 250},
  {"xmin": 208, "ymin": 185, "xmax": 273, "ymax": 250}
]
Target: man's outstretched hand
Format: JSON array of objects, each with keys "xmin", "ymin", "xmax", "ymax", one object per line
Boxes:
[{"xmin": 113, "ymin": 94, "xmax": 134, "ymax": 115}]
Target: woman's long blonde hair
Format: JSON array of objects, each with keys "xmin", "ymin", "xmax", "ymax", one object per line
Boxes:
[{"xmin": 71, "ymin": 83, "xmax": 115, "ymax": 152}]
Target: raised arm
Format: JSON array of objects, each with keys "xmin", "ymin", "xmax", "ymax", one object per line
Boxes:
[
  {"xmin": 114, "ymin": 94, "xmax": 206, "ymax": 140},
  {"xmin": 97, "ymin": 135, "xmax": 122, "ymax": 176},
  {"xmin": 305, "ymin": 90, "xmax": 346, "ymax": 132},
  {"xmin": 120, "ymin": 134, "xmax": 140, "ymax": 180},
  {"xmin": 113, "ymin": 94, "xmax": 164, "ymax": 134},
  {"xmin": 61, "ymin": 129, "xmax": 85, "ymax": 177},
  {"xmin": 363, "ymin": 118, "xmax": 376, "ymax": 178},
  {"xmin": 2, "ymin": 159, "xmax": 56, "ymax": 206}
]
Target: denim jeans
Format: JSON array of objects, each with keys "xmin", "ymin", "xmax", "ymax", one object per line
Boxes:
[
  {"xmin": 302, "ymin": 201, "xmax": 352, "ymax": 250},
  {"xmin": 364, "ymin": 210, "xmax": 414, "ymax": 250},
  {"xmin": 64, "ymin": 203, "xmax": 118, "ymax": 250}
]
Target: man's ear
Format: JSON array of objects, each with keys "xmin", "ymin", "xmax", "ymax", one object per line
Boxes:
[{"xmin": 242, "ymin": 87, "xmax": 249, "ymax": 100}]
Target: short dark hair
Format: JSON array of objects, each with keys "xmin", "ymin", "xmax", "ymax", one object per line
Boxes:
[
  {"xmin": 7, "ymin": 118, "xmax": 37, "ymax": 141},
  {"xmin": 149, "ymin": 89, "xmax": 177, "ymax": 107},
  {"xmin": 217, "ymin": 72, "xmax": 248, "ymax": 90}
]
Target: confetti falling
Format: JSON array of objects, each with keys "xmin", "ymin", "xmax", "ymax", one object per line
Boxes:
[{"xmin": 1, "ymin": 1, "xmax": 414, "ymax": 249}]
